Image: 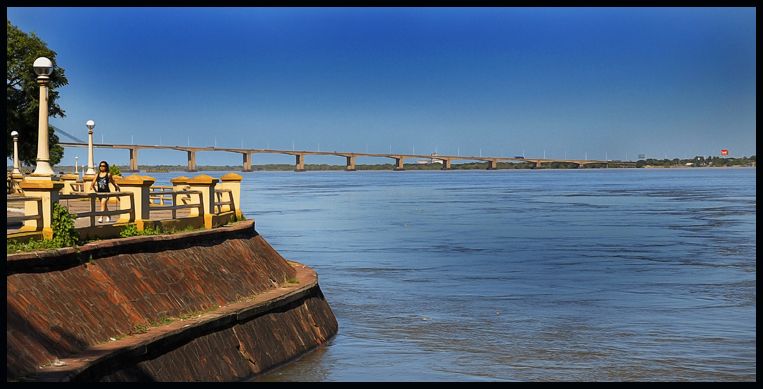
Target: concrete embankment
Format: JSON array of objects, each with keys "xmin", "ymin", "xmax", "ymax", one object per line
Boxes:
[{"xmin": 6, "ymin": 220, "xmax": 338, "ymax": 381}]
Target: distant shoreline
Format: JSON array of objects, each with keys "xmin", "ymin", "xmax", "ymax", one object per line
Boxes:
[{"xmin": 11, "ymin": 163, "xmax": 755, "ymax": 175}]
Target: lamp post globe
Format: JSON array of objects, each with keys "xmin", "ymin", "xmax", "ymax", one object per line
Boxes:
[
  {"xmin": 30, "ymin": 57, "xmax": 55, "ymax": 178},
  {"xmin": 85, "ymin": 119, "xmax": 96, "ymax": 176},
  {"xmin": 33, "ymin": 57, "xmax": 53, "ymax": 77}
]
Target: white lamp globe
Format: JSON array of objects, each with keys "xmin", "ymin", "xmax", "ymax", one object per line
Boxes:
[{"xmin": 33, "ymin": 57, "xmax": 54, "ymax": 76}]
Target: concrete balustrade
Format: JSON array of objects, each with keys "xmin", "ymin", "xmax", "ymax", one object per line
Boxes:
[
  {"xmin": 60, "ymin": 173, "xmax": 80, "ymax": 195},
  {"xmin": 8, "ymin": 173, "xmax": 247, "ymax": 242},
  {"xmin": 171, "ymin": 175, "xmax": 193, "ymax": 210},
  {"xmin": 83, "ymin": 172, "xmax": 96, "ymax": 193},
  {"xmin": 117, "ymin": 175, "xmax": 156, "ymax": 229},
  {"xmin": 10, "ymin": 172, "xmax": 25, "ymax": 194},
  {"xmin": 218, "ymin": 173, "xmax": 243, "ymax": 218},
  {"xmin": 187, "ymin": 174, "xmax": 220, "ymax": 229},
  {"xmin": 18, "ymin": 179, "xmax": 65, "ymax": 240}
]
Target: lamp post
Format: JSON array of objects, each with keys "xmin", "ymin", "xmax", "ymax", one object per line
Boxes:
[
  {"xmin": 30, "ymin": 57, "xmax": 55, "ymax": 178},
  {"xmin": 74, "ymin": 156, "xmax": 79, "ymax": 174},
  {"xmin": 11, "ymin": 131, "xmax": 22, "ymax": 176},
  {"xmin": 85, "ymin": 120, "xmax": 96, "ymax": 176}
]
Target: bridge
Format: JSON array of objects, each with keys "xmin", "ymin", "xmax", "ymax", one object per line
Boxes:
[{"xmin": 59, "ymin": 142, "xmax": 622, "ymax": 172}]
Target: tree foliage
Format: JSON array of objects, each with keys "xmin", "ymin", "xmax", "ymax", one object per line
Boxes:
[{"xmin": 7, "ymin": 20, "xmax": 68, "ymax": 166}]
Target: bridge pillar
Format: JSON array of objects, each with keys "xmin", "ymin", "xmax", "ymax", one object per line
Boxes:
[
  {"xmin": 535, "ymin": 161, "xmax": 543, "ymax": 169},
  {"xmin": 441, "ymin": 159, "xmax": 452, "ymax": 170},
  {"xmin": 187, "ymin": 151, "xmax": 197, "ymax": 172},
  {"xmin": 577, "ymin": 163, "xmax": 586, "ymax": 169},
  {"xmin": 394, "ymin": 157, "xmax": 405, "ymax": 171},
  {"xmin": 242, "ymin": 152, "xmax": 253, "ymax": 172},
  {"xmin": 487, "ymin": 160, "xmax": 498, "ymax": 170},
  {"xmin": 295, "ymin": 154, "xmax": 305, "ymax": 172},
  {"xmin": 345, "ymin": 156, "xmax": 356, "ymax": 171},
  {"xmin": 129, "ymin": 148, "xmax": 139, "ymax": 172}
]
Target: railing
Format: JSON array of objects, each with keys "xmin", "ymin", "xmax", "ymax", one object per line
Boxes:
[
  {"xmin": 59, "ymin": 192, "xmax": 135, "ymax": 227},
  {"xmin": 7, "ymin": 174, "xmax": 23, "ymax": 195},
  {"xmin": 6, "ymin": 196, "xmax": 43, "ymax": 226},
  {"xmin": 149, "ymin": 186, "xmax": 174, "ymax": 205},
  {"xmin": 69, "ymin": 182, "xmax": 85, "ymax": 193},
  {"xmin": 148, "ymin": 190, "xmax": 204, "ymax": 220},
  {"xmin": 8, "ymin": 174, "xmax": 243, "ymax": 241},
  {"xmin": 214, "ymin": 189, "xmax": 235, "ymax": 215}
]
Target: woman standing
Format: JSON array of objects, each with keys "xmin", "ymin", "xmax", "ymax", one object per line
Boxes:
[{"xmin": 90, "ymin": 160, "xmax": 120, "ymax": 223}]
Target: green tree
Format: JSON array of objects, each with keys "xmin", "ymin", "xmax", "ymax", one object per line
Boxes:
[{"xmin": 7, "ymin": 20, "xmax": 69, "ymax": 166}]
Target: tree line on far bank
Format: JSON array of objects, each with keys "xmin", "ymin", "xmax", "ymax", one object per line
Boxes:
[{"xmin": 636, "ymin": 155, "xmax": 756, "ymax": 168}]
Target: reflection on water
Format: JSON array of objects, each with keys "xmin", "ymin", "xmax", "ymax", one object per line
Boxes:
[{"xmin": 152, "ymin": 168, "xmax": 756, "ymax": 381}]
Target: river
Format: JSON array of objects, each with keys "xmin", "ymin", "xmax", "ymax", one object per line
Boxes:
[{"xmin": 154, "ymin": 167, "xmax": 756, "ymax": 381}]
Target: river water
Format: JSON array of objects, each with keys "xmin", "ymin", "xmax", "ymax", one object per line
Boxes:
[{"xmin": 157, "ymin": 168, "xmax": 756, "ymax": 381}]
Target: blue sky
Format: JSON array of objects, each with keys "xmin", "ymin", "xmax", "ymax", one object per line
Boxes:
[{"xmin": 7, "ymin": 7, "xmax": 756, "ymax": 166}]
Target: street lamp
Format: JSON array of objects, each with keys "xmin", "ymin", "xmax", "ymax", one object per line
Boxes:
[
  {"xmin": 85, "ymin": 120, "xmax": 96, "ymax": 176},
  {"xmin": 11, "ymin": 130, "xmax": 22, "ymax": 176},
  {"xmin": 30, "ymin": 57, "xmax": 55, "ymax": 178}
]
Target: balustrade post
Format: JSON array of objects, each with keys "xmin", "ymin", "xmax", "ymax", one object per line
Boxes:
[
  {"xmin": 171, "ymin": 176, "xmax": 193, "ymax": 214},
  {"xmin": 219, "ymin": 173, "xmax": 243, "ymax": 218},
  {"xmin": 187, "ymin": 174, "xmax": 219, "ymax": 229},
  {"xmin": 60, "ymin": 173, "xmax": 79, "ymax": 195},
  {"xmin": 19, "ymin": 179, "xmax": 65, "ymax": 240},
  {"xmin": 117, "ymin": 175, "xmax": 156, "ymax": 229}
]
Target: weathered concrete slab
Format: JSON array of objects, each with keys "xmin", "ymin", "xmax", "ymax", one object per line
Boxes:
[{"xmin": 6, "ymin": 221, "xmax": 338, "ymax": 381}]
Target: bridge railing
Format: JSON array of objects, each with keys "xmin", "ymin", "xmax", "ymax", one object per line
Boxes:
[{"xmin": 59, "ymin": 192, "xmax": 135, "ymax": 228}]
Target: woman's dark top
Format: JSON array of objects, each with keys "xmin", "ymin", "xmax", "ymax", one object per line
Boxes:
[{"xmin": 96, "ymin": 173, "xmax": 110, "ymax": 193}]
